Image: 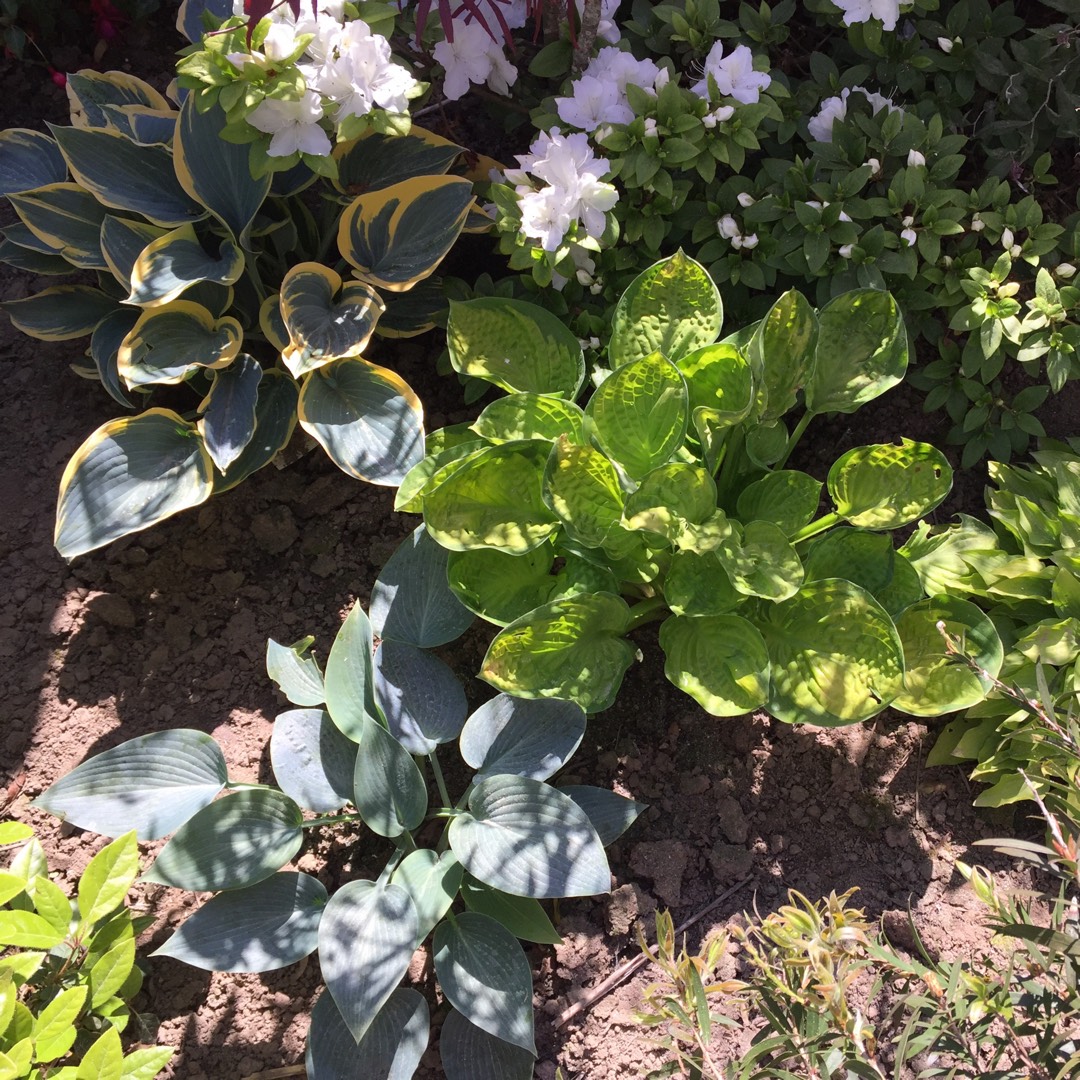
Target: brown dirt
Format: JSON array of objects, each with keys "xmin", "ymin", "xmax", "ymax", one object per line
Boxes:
[{"xmin": 0, "ymin": 12, "xmax": 1074, "ymax": 1080}]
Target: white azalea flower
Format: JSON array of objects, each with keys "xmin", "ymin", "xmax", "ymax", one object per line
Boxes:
[
  {"xmin": 740, "ymin": 233, "xmax": 759, "ymax": 249},
  {"xmin": 1001, "ymin": 227, "xmax": 1015, "ymax": 249},
  {"xmin": 433, "ymin": 18, "xmax": 517, "ymax": 100},
  {"xmin": 937, "ymin": 36, "xmax": 954, "ymax": 53},
  {"xmin": 907, "ymin": 149, "xmax": 926, "ymax": 167},
  {"xmin": 248, "ymin": 90, "xmax": 331, "ymax": 157},
  {"xmin": 971, "ymin": 213, "xmax": 986, "ymax": 232},
  {"xmin": 691, "ymin": 41, "xmax": 771, "ymax": 104},
  {"xmin": 717, "ymin": 214, "xmax": 740, "ymax": 239},
  {"xmin": 833, "ymin": 0, "xmax": 901, "ymax": 32},
  {"xmin": 737, "ymin": 192, "xmax": 756, "ymax": 208},
  {"xmin": 808, "ymin": 86, "xmax": 901, "ymax": 142},
  {"xmin": 555, "ymin": 75, "xmax": 632, "ymax": 131},
  {"xmin": 518, "ymin": 188, "xmax": 573, "ymax": 252},
  {"xmin": 839, "ymin": 243, "xmax": 855, "ymax": 258}
]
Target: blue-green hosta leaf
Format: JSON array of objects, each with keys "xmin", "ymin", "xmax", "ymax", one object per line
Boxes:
[
  {"xmin": 270, "ymin": 709, "xmax": 356, "ymax": 813},
  {"xmin": 280, "ymin": 262, "xmax": 384, "ymax": 376},
  {"xmin": 587, "ymin": 352, "xmax": 688, "ymax": 479},
  {"xmin": 447, "ymin": 297, "xmax": 585, "ymax": 398},
  {"xmin": 212, "ymin": 370, "xmax": 298, "ymax": 493},
  {"xmin": 0, "ymin": 128, "xmax": 66, "ymax": 195},
  {"xmin": 353, "ymin": 712, "xmax": 428, "ymax": 838},
  {"xmin": 266, "ymin": 637, "xmax": 325, "ymax": 707},
  {"xmin": 377, "ymin": 277, "xmax": 446, "ymax": 339},
  {"xmin": 828, "ymin": 440, "xmax": 952, "ymax": 529},
  {"xmin": 423, "ymin": 441, "xmax": 558, "ymax": 554},
  {"xmin": 371, "ymin": 524, "xmax": 475, "ymax": 648},
  {"xmin": 756, "ymin": 579, "xmax": 905, "ymax": 726},
  {"xmin": 374, "ymin": 641, "xmax": 467, "ymax": 755},
  {"xmin": 460, "ymin": 875, "xmax": 561, "ymax": 944},
  {"xmin": 664, "ymin": 550, "xmax": 739, "ymax": 617},
  {"xmin": 459, "ymin": 695, "xmax": 586, "ymax": 782},
  {"xmin": 128, "ymin": 224, "xmax": 244, "ymax": 307},
  {"xmin": 481, "ymin": 593, "xmax": 635, "ymax": 714},
  {"xmin": 306, "ymin": 988, "xmax": 428, "ymax": 1080},
  {"xmin": 117, "ymin": 301, "xmax": 242, "ymax": 388},
  {"xmin": 318, "ymin": 880, "xmax": 418, "ymax": 1043},
  {"xmin": 176, "ymin": 0, "xmax": 233, "ymax": 44},
  {"xmin": 439, "ymin": 1008, "xmax": 535, "ymax": 1080},
  {"xmin": 0, "ymin": 234, "xmax": 69, "ymax": 274},
  {"xmin": 542, "ymin": 436, "xmax": 625, "ymax": 549},
  {"xmin": 32, "ymin": 730, "xmax": 226, "ymax": 840},
  {"xmin": 198, "ymin": 354, "xmax": 262, "ymax": 473},
  {"xmin": 0, "ymin": 286, "xmax": 114, "ymax": 341},
  {"xmin": 338, "ymin": 175, "xmax": 474, "ymax": 292},
  {"xmin": 392, "ymin": 850, "xmax": 463, "ymax": 945},
  {"xmin": 805, "ymin": 289, "xmax": 906, "ymax": 415},
  {"xmin": 3, "ymin": 220, "xmax": 61, "ymax": 255},
  {"xmin": 49, "ymin": 124, "xmax": 203, "ymax": 227},
  {"xmin": 55, "ymin": 408, "xmax": 214, "ymax": 558},
  {"xmin": 449, "ymin": 775, "xmax": 609, "ymax": 899},
  {"xmin": 472, "ymin": 393, "xmax": 586, "ymax": 444},
  {"xmin": 433, "ymin": 912, "xmax": 535, "ymax": 1054},
  {"xmin": 717, "ymin": 520, "xmax": 804, "ymax": 601},
  {"xmin": 143, "ymin": 789, "xmax": 303, "ymax": 891},
  {"xmin": 298, "ymin": 357, "xmax": 424, "ymax": 486},
  {"xmin": 892, "ymin": 596, "xmax": 1002, "ymax": 716},
  {"xmin": 65, "ymin": 70, "xmax": 171, "ymax": 129},
  {"xmin": 9, "ymin": 183, "xmax": 108, "ymax": 269},
  {"xmin": 152, "ymin": 872, "xmax": 327, "ymax": 972},
  {"xmin": 324, "ymin": 601, "xmax": 376, "ymax": 741},
  {"xmin": 100, "ymin": 215, "xmax": 166, "ymax": 286},
  {"xmin": 558, "ymin": 786, "xmax": 646, "ymax": 846},
  {"xmin": 333, "ymin": 127, "xmax": 464, "ymax": 195},
  {"xmin": 659, "ymin": 614, "xmax": 770, "ymax": 716},
  {"xmin": 735, "ymin": 471, "xmax": 822, "ymax": 537},
  {"xmin": 609, "ymin": 250, "xmax": 722, "ymax": 368},
  {"xmin": 89, "ymin": 308, "xmax": 139, "ymax": 409},
  {"xmin": 751, "ymin": 288, "xmax": 818, "ymax": 421},
  {"xmin": 99, "ymin": 104, "xmax": 177, "ymax": 145},
  {"xmin": 259, "ymin": 293, "xmax": 290, "ymax": 353},
  {"xmin": 622, "ymin": 463, "xmax": 717, "ymax": 541}
]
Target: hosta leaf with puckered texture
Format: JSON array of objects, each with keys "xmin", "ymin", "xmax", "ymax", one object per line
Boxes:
[
  {"xmin": 804, "ymin": 528, "xmax": 923, "ymax": 616},
  {"xmin": 10, "ymin": 183, "xmax": 108, "ymax": 269},
  {"xmin": 828, "ymin": 440, "xmax": 952, "ymax": 529},
  {"xmin": 198, "ymin": 354, "xmax": 262, "ymax": 473},
  {"xmin": 750, "ymin": 288, "xmax": 818, "ymax": 421},
  {"xmin": 608, "ymin": 250, "xmax": 723, "ymax": 369},
  {"xmin": 117, "ymin": 301, "xmax": 242, "ymax": 388},
  {"xmin": 892, "ymin": 596, "xmax": 1002, "ymax": 716},
  {"xmin": 213, "ymin": 370, "xmax": 298, "ymax": 493},
  {"xmin": 353, "ymin": 712, "xmax": 428, "ymax": 838},
  {"xmin": 279, "ymin": 262, "xmax": 384, "ymax": 377},
  {"xmin": 440, "ymin": 1008, "xmax": 535, "ymax": 1080},
  {"xmin": 480, "ymin": 593, "xmax": 635, "ymax": 714},
  {"xmin": 423, "ymin": 441, "xmax": 557, "ymax": 554},
  {"xmin": 659, "ymin": 614, "xmax": 770, "ymax": 717},
  {"xmin": 804, "ymin": 289, "xmax": 906, "ymax": 416},
  {"xmin": 100, "ymin": 216, "xmax": 166, "ymax": 287},
  {"xmin": 472, "ymin": 393, "xmax": 586, "ymax": 445},
  {"xmin": 717, "ymin": 520, "xmax": 804, "ymax": 601},
  {"xmin": 0, "ymin": 129, "xmax": 67, "ymax": 195},
  {"xmin": 0, "ymin": 286, "xmax": 114, "ymax": 341},
  {"xmin": 622, "ymin": 463, "xmax": 716, "ymax": 542},
  {"xmin": 447, "ymin": 298, "xmax": 585, "ymax": 398},
  {"xmin": 677, "ymin": 343, "xmax": 754, "ymax": 450},
  {"xmin": 332, "ymin": 127, "xmax": 464, "ymax": 196},
  {"xmin": 152, "ymin": 871, "xmax": 327, "ymax": 972},
  {"xmin": 49, "ymin": 125, "xmax": 203, "ymax": 227},
  {"xmin": 394, "ymin": 429, "xmax": 486, "ymax": 514},
  {"xmin": 756, "ymin": 578, "xmax": 905, "ymax": 726},
  {"xmin": 736, "ymin": 470, "xmax": 822, "ymax": 537},
  {"xmin": 586, "ymin": 352, "xmax": 688, "ymax": 479},
  {"xmin": 270, "ymin": 709, "xmax": 355, "ymax": 813},
  {"xmin": 338, "ymin": 174, "xmax": 475, "ymax": 292},
  {"xmin": 298, "ymin": 357, "xmax": 424, "ymax": 486},
  {"xmin": 55, "ymin": 408, "xmax": 214, "ymax": 558},
  {"xmin": 127, "ymin": 224, "xmax": 245, "ymax": 307},
  {"xmin": 392, "ymin": 850, "xmax": 463, "ymax": 945},
  {"xmin": 543, "ymin": 436, "xmax": 624, "ymax": 549},
  {"xmin": 665, "ymin": 550, "xmax": 739, "ymax": 617},
  {"xmin": 65, "ymin": 70, "xmax": 171, "ymax": 129}
]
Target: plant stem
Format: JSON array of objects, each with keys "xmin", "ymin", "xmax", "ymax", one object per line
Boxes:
[
  {"xmin": 428, "ymin": 750, "xmax": 452, "ymax": 810},
  {"xmin": 790, "ymin": 511, "xmax": 841, "ymax": 545},
  {"xmin": 714, "ymin": 427, "xmax": 745, "ymax": 506},
  {"xmin": 626, "ymin": 595, "xmax": 668, "ymax": 631},
  {"xmin": 301, "ymin": 812, "xmax": 362, "ymax": 830},
  {"xmin": 775, "ymin": 411, "xmax": 814, "ymax": 470},
  {"xmin": 224, "ymin": 781, "xmax": 275, "ymax": 792}
]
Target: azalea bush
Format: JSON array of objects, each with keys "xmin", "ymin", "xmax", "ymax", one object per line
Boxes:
[{"xmin": 34, "ymin": 531, "xmax": 643, "ymax": 1079}]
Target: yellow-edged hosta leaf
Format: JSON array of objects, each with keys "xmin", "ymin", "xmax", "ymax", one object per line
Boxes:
[
  {"xmin": 128, "ymin": 224, "xmax": 244, "ymax": 307},
  {"xmin": 1, "ymin": 286, "xmax": 115, "ymax": 341},
  {"xmin": 377, "ymin": 278, "xmax": 445, "ymax": 340},
  {"xmin": 55, "ymin": 408, "xmax": 214, "ymax": 558},
  {"xmin": 98, "ymin": 104, "xmax": 177, "ymax": 146},
  {"xmin": 9, "ymin": 183, "xmax": 108, "ymax": 269},
  {"xmin": 213, "ymin": 370, "xmax": 299, "ymax": 493},
  {"xmin": 66, "ymin": 70, "xmax": 171, "ymax": 129},
  {"xmin": 100, "ymin": 215, "xmax": 167, "ymax": 287},
  {"xmin": 198, "ymin": 354, "xmax": 263, "ymax": 474},
  {"xmin": 259, "ymin": 294, "xmax": 290, "ymax": 353},
  {"xmin": 279, "ymin": 262, "xmax": 385, "ymax": 377},
  {"xmin": 333, "ymin": 128, "xmax": 464, "ymax": 196},
  {"xmin": 90, "ymin": 308, "xmax": 139, "ymax": 409},
  {"xmin": 0, "ymin": 129, "xmax": 67, "ymax": 195},
  {"xmin": 338, "ymin": 175, "xmax": 474, "ymax": 292},
  {"xmin": 117, "ymin": 301, "xmax": 242, "ymax": 388},
  {"xmin": 0, "ymin": 237, "xmax": 70, "ymax": 274}
]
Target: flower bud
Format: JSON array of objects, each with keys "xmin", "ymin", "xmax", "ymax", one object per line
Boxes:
[
  {"xmin": 907, "ymin": 149, "xmax": 926, "ymax": 167},
  {"xmin": 740, "ymin": 233, "xmax": 759, "ymax": 250},
  {"xmin": 839, "ymin": 244, "xmax": 854, "ymax": 259},
  {"xmin": 1010, "ymin": 244, "xmax": 1022, "ymax": 258},
  {"xmin": 717, "ymin": 214, "xmax": 740, "ymax": 239},
  {"xmin": 1001, "ymin": 227, "xmax": 1015, "ymax": 249},
  {"xmin": 643, "ymin": 118, "xmax": 658, "ymax": 137},
  {"xmin": 713, "ymin": 106, "xmax": 735, "ymax": 123},
  {"xmin": 737, "ymin": 192, "xmax": 756, "ymax": 208},
  {"xmin": 1056, "ymin": 262, "xmax": 1077, "ymax": 279},
  {"xmin": 902, "ymin": 215, "xmax": 914, "ymax": 228},
  {"xmin": 937, "ymin": 36, "xmax": 954, "ymax": 53},
  {"xmin": 866, "ymin": 157, "xmax": 882, "ymax": 176},
  {"xmin": 576, "ymin": 268, "xmax": 594, "ymax": 286},
  {"xmin": 970, "ymin": 214, "xmax": 985, "ymax": 232},
  {"xmin": 901, "ymin": 228, "xmax": 917, "ymax": 247}
]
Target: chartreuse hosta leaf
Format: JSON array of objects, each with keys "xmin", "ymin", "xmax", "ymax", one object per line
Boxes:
[
  {"xmin": 65, "ymin": 69, "xmax": 171, "ymax": 128},
  {"xmin": 0, "ymin": 286, "xmax": 114, "ymax": 341},
  {"xmin": 127, "ymin": 224, "xmax": 245, "ymax": 307},
  {"xmin": 736, "ymin": 471, "xmax": 822, "ymax": 537},
  {"xmin": 0, "ymin": 128, "xmax": 67, "ymax": 195},
  {"xmin": 677, "ymin": 343, "xmax": 754, "ymax": 435},
  {"xmin": 665, "ymin": 550, "xmax": 739, "ymax": 617},
  {"xmin": 659, "ymin": 614, "xmax": 770, "ymax": 716},
  {"xmin": 213, "ymin": 370, "xmax": 299, "ymax": 493},
  {"xmin": 333, "ymin": 126, "xmax": 464, "ymax": 196},
  {"xmin": 622, "ymin": 463, "xmax": 716, "ymax": 541},
  {"xmin": 892, "ymin": 595, "xmax": 1002, "ymax": 716},
  {"xmin": 298, "ymin": 358, "xmax": 424, "ymax": 486},
  {"xmin": 543, "ymin": 436, "xmax": 625, "ymax": 549},
  {"xmin": 447, "ymin": 298, "xmax": 585, "ymax": 398},
  {"xmin": 9, "ymin": 183, "xmax": 108, "ymax": 268},
  {"xmin": 198, "ymin": 353, "xmax": 262, "ymax": 473},
  {"xmin": 55, "ymin": 408, "xmax": 214, "ymax": 558},
  {"xmin": 717, "ymin": 520, "xmax": 804, "ymax": 601},
  {"xmin": 481, "ymin": 593, "xmax": 635, "ymax": 713},
  {"xmin": 440, "ymin": 1008, "xmax": 534, "ymax": 1080},
  {"xmin": 472, "ymin": 393, "xmax": 586, "ymax": 444},
  {"xmin": 338, "ymin": 174, "xmax": 475, "ymax": 292},
  {"xmin": 587, "ymin": 352, "xmax": 688, "ymax": 479},
  {"xmin": 279, "ymin": 262, "xmax": 385, "ymax": 377},
  {"xmin": 392, "ymin": 850, "xmax": 463, "ymax": 945},
  {"xmin": 751, "ymin": 289, "xmax": 818, "ymax": 421},
  {"xmin": 395, "ymin": 435, "xmax": 488, "ymax": 514},
  {"xmin": 270, "ymin": 709, "xmax": 355, "ymax": 813},
  {"xmin": 804, "ymin": 289, "xmax": 906, "ymax": 416},
  {"xmin": 756, "ymin": 579, "xmax": 905, "ymax": 726},
  {"xmin": 804, "ymin": 528, "xmax": 924, "ymax": 617}
]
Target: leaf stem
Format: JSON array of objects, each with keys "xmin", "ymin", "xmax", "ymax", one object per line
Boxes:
[
  {"xmin": 301, "ymin": 812, "xmax": 362, "ymax": 830},
  {"xmin": 790, "ymin": 510, "xmax": 842, "ymax": 545},
  {"xmin": 775, "ymin": 411, "xmax": 815, "ymax": 471},
  {"xmin": 428, "ymin": 750, "xmax": 452, "ymax": 810},
  {"xmin": 224, "ymin": 781, "xmax": 275, "ymax": 792},
  {"xmin": 626, "ymin": 596, "xmax": 668, "ymax": 631}
]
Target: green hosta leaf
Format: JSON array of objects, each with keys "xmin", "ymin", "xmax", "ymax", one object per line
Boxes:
[
  {"xmin": 78, "ymin": 832, "xmax": 139, "ymax": 927},
  {"xmin": 9, "ymin": 182, "xmax": 108, "ymax": 268},
  {"xmin": 76, "ymin": 1026, "xmax": 123, "ymax": 1080},
  {"xmin": 805, "ymin": 289, "xmax": 906, "ymax": 416},
  {"xmin": 757, "ymin": 579, "xmax": 904, "ymax": 726},
  {"xmin": 678, "ymin": 343, "xmax": 755, "ymax": 442},
  {"xmin": 623, "ymin": 464, "xmax": 716, "ymax": 542},
  {"xmin": 558, "ymin": 786, "xmax": 646, "ymax": 846},
  {"xmin": 480, "ymin": 593, "xmax": 635, "ymax": 713},
  {"xmin": 55, "ymin": 408, "xmax": 214, "ymax": 558},
  {"xmin": 298, "ymin": 357, "xmax": 424, "ymax": 486},
  {"xmin": 659, "ymin": 614, "xmax": 770, "ymax": 716},
  {"xmin": 198, "ymin": 353, "xmax": 262, "ymax": 473},
  {"xmin": 735, "ymin": 471, "xmax": 822, "ymax": 537},
  {"xmin": 423, "ymin": 441, "xmax": 557, "ymax": 554},
  {"xmin": 543, "ymin": 436, "xmax": 625, "ymax": 548},
  {"xmin": 609, "ymin": 250, "xmax": 722, "ymax": 368},
  {"xmin": 460, "ymin": 876, "xmax": 561, "ymax": 944},
  {"xmin": 152, "ymin": 871, "xmax": 327, "ymax": 972},
  {"xmin": 33, "ymin": 730, "xmax": 226, "ymax": 840},
  {"xmin": 665, "ymin": 550, "xmax": 739, "ymax": 616},
  {"xmin": 450, "ymin": 775, "xmax": 609, "ymax": 898},
  {"xmin": 333, "ymin": 127, "xmax": 463, "ymax": 195},
  {"xmin": 393, "ymin": 850, "xmax": 463, "ymax": 945},
  {"xmin": 306, "ymin": 988, "xmax": 429, "ymax": 1080},
  {"xmin": 433, "ymin": 912, "xmax": 535, "ymax": 1053},
  {"xmin": 270, "ymin": 709, "xmax": 355, "ymax": 813},
  {"xmin": 898, "ymin": 514, "xmax": 1003, "ymax": 597},
  {"xmin": 0, "ymin": 128, "xmax": 66, "ymax": 195},
  {"xmin": 892, "ymin": 596, "xmax": 1003, "ymax": 716},
  {"xmin": 100, "ymin": 215, "xmax": 166, "ymax": 286},
  {"xmin": 459, "ymin": 695, "xmax": 586, "ymax": 781},
  {"xmin": 128, "ymin": 224, "xmax": 244, "ymax": 307},
  {"xmin": 318, "ymin": 880, "xmax": 418, "ymax": 1042},
  {"xmin": 100, "ymin": 104, "xmax": 177, "ymax": 146},
  {"xmin": 324, "ymin": 601, "xmax": 376, "ymax": 741},
  {"xmin": 717, "ymin": 521, "xmax": 804, "ymax": 601},
  {"xmin": 744, "ymin": 419, "xmax": 788, "ymax": 469},
  {"xmin": 874, "ymin": 552, "xmax": 925, "ymax": 618},
  {"xmin": 1016, "ymin": 619, "xmax": 1080, "ymax": 666},
  {"xmin": 212, "ymin": 370, "xmax": 298, "ymax": 493},
  {"xmin": 472, "ymin": 393, "xmax": 586, "ymax": 444},
  {"xmin": 143, "ymin": 789, "xmax": 303, "ymax": 891},
  {"xmin": 0, "ymin": 286, "xmax": 114, "ymax": 341},
  {"xmin": 32, "ymin": 985, "xmax": 86, "ymax": 1062},
  {"xmin": 279, "ymin": 262, "xmax": 384, "ymax": 376},
  {"xmin": 804, "ymin": 528, "xmax": 909, "ymax": 608},
  {"xmin": 752, "ymin": 289, "xmax": 818, "ymax": 421},
  {"xmin": 447, "ymin": 297, "xmax": 585, "ymax": 397},
  {"xmin": 587, "ymin": 352, "xmax": 688, "ymax": 479},
  {"xmin": 0, "ymin": 911, "xmax": 66, "ymax": 949},
  {"xmin": 353, "ymin": 712, "xmax": 428, "ymax": 838},
  {"xmin": 439, "ymin": 1008, "xmax": 535, "ymax": 1080},
  {"xmin": 395, "ymin": 437, "xmax": 487, "ymax": 514},
  {"xmin": 829, "ymin": 440, "xmax": 952, "ymax": 529}
]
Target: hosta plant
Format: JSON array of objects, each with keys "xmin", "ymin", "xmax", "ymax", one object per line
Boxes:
[
  {"xmin": 0, "ymin": 68, "xmax": 479, "ymax": 559},
  {"xmin": 34, "ymin": 529, "xmax": 643, "ymax": 1078},
  {"xmin": 407, "ymin": 251, "xmax": 1004, "ymax": 724},
  {"xmin": 0, "ymin": 822, "xmax": 174, "ymax": 1078}
]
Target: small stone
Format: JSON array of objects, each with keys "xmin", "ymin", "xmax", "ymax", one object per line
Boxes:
[
  {"xmin": 251, "ymin": 508, "xmax": 299, "ymax": 555},
  {"xmin": 789, "ymin": 785, "xmax": 809, "ymax": 803},
  {"xmin": 707, "ymin": 841, "xmax": 753, "ymax": 883},
  {"xmin": 86, "ymin": 592, "xmax": 136, "ymax": 629},
  {"xmin": 630, "ymin": 841, "xmax": 689, "ymax": 907},
  {"xmin": 716, "ymin": 796, "xmax": 749, "ymax": 844},
  {"xmin": 606, "ymin": 882, "xmax": 656, "ymax": 936},
  {"xmin": 678, "ymin": 773, "xmax": 711, "ymax": 796}
]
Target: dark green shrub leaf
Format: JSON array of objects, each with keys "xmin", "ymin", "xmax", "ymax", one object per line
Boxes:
[{"xmin": 270, "ymin": 709, "xmax": 356, "ymax": 813}]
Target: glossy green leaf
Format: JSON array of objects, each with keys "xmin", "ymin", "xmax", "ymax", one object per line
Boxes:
[
  {"xmin": 323, "ymin": 601, "xmax": 376, "ymax": 741},
  {"xmin": 752, "ymin": 289, "xmax": 818, "ymax": 421},
  {"xmin": 543, "ymin": 436, "xmax": 625, "ymax": 548},
  {"xmin": 440, "ymin": 1008, "xmax": 535, "ymax": 1080},
  {"xmin": 119, "ymin": 1046, "xmax": 174, "ymax": 1079},
  {"xmin": 32, "ymin": 986, "xmax": 86, "ymax": 1062},
  {"xmin": 353, "ymin": 712, "xmax": 428, "ymax": 838},
  {"xmin": 266, "ymin": 637, "xmax": 325, "ymax": 707},
  {"xmin": 76, "ymin": 1026, "xmax": 123, "ymax": 1080},
  {"xmin": 0, "ymin": 128, "xmax": 66, "ymax": 195},
  {"xmin": 90, "ymin": 309, "xmax": 139, "ymax": 409},
  {"xmin": 0, "ymin": 822, "xmax": 33, "ymax": 845},
  {"xmin": 0, "ymin": 911, "xmax": 66, "ymax": 949},
  {"xmin": 30, "ymin": 875, "xmax": 71, "ymax": 936},
  {"xmin": 374, "ymin": 640, "xmax": 467, "ymax": 754},
  {"xmin": 270, "ymin": 709, "xmax": 355, "ymax": 813},
  {"xmin": 198, "ymin": 353, "xmax": 262, "ymax": 473},
  {"xmin": 665, "ymin": 550, "xmax": 739, "ymax": 616},
  {"xmin": 100, "ymin": 215, "xmax": 166, "ymax": 285},
  {"xmin": 128, "ymin": 224, "xmax": 244, "ymax": 307},
  {"xmin": 735, "ymin": 471, "xmax": 822, "ymax": 537},
  {"xmin": 558, "ymin": 786, "xmax": 646, "ymax": 846},
  {"xmin": 392, "ymin": 850, "xmax": 463, "ymax": 944},
  {"xmin": 0, "ymin": 286, "xmax": 114, "ymax": 341},
  {"xmin": 118, "ymin": 302, "xmax": 242, "ymax": 387},
  {"xmin": 459, "ymin": 875, "xmax": 561, "ymax": 944},
  {"xmin": 78, "ymin": 832, "xmax": 139, "ymax": 927},
  {"xmin": 9, "ymin": 183, "xmax": 108, "ymax": 268},
  {"xmin": 86, "ymin": 922, "xmax": 135, "ymax": 1008},
  {"xmin": 718, "ymin": 520, "xmax": 804, "ymax": 600},
  {"xmin": 212, "ymin": 370, "xmax": 298, "ymax": 493},
  {"xmin": 333, "ymin": 126, "xmax": 463, "ymax": 195},
  {"xmin": 472, "ymin": 393, "xmax": 586, "ymax": 445}
]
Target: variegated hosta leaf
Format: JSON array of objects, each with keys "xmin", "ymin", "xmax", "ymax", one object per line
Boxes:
[
  {"xmin": 377, "ymin": 278, "xmax": 445, "ymax": 340},
  {"xmin": 659, "ymin": 614, "xmax": 770, "ymax": 716},
  {"xmin": 717, "ymin": 521, "xmax": 804, "ymax": 601},
  {"xmin": 198, "ymin": 354, "xmax": 263, "ymax": 473},
  {"xmin": 128, "ymin": 224, "xmax": 244, "ymax": 307},
  {"xmin": 55, "ymin": 408, "xmax": 214, "ymax": 558},
  {"xmin": 333, "ymin": 127, "xmax": 464, "ymax": 196},
  {"xmin": 0, "ymin": 238, "xmax": 69, "ymax": 274},
  {"xmin": 213, "ymin": 370, "xmax": 299, "ymax": 493},
  {"xmin": 338, "ymin": 174, "xmax": 475, "ymax": 292},
  {"xmin": 622, "ymin": 463, "xmax": 716, "ymax": 541},
  {"xmin": 65, "ymin": 70, "xmax": 171, "ymax": 129},
  {"xmin": 543, "ymin": 436, "xmax": 625, "ymax": 549},
  {"xmin": 117, "ymin": 301, "xmax": 243, "ymax": 388},
  {"xmin": 89, "ymin": 308, "xmax": 139, "ymax": 409},
  {"xmin": 0, "ymin": 286, "xmax": 114, "ymax": 341},
  {"xmin": 98, "ymin": 104, "xmax": 177, "ymax": 145},
  {"xmin": 279, "ymin": 262, "xmax": 385, "ymax": 377},
  {"xmin": 751, "ymin": 288, "xmax": 818, "ymax": 421},
  {"xmin": 677, "ymin": 342, "xmax": 754, "ymax": 438},
  {"xmin": 100, "ymin": 215, "xmax": 167, "ymax": 286},
  {"xmin": 472, "ymin": 393, "xmax": 586, "ymax": 445},
  {"xmin": 0, "ymin": 128, "xmax": 67, "ymax": 195},
  {"xmin": 259, "ymin": 294, "xmax": 290, "ymax": 354},
  {"xmin": 735, "ymin": 470, "xmax": 822, "ymax": 537},
  {"xmin": 176, "ymin": 0, "xmax": 234, "ymax": 44},
  {"xmin": 9, "ymin": 183, "xmax": 108, "ymax": 269},
  {"xmin": 664, "ymin": 550, "xmax": 739, "ymax": 617}
]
